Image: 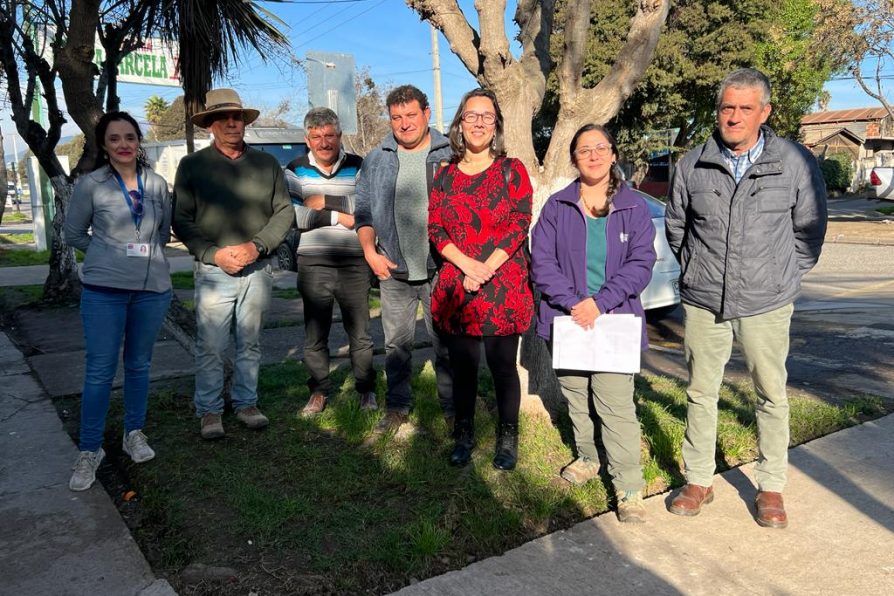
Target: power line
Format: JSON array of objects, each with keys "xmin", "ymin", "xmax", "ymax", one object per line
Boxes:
[{"xmin": 295, "ymin": 0, "xmax": 390, "ymax": 49}]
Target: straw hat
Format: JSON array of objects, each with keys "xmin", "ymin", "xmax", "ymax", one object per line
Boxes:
[{"xmin": 191, "ymin": 88, "xmax": 260, "ymax": 128}]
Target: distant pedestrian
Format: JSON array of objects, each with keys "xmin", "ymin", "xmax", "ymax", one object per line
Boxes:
[
  {"xmin": 665, "ymin": 68, "xmax": 827, "ymax": 528},
  {"xmin": 530, "ymin": 124, "xmax": 656, "ymax": 522},
  {"xmin": 173, "ymin": 88, "xmax": 294, "ymax": 440},
  {"xmin": 429, "ymin": 88, "xmax": 533, "ymax": 470},
  {"xmin": 64, "ymin": 111, "xmax": 173, "ymax": 491},
  {"xmin": 285, "ymin": 107, "xmax": 376, "ymax": 417},
  {"xmin": 354, "ymin": 85, "xmax": 454, "ymax": 437}
]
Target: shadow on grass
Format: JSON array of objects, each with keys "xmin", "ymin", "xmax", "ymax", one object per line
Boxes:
[{"xmin": 55, "ymin": 356, "xmax": 684, "ymax": 595}]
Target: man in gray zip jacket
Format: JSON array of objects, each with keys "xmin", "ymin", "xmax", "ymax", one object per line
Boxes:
[
  {"xmin": 354, "ymin": 85, "xmax": 454, "ymax": 437},
  {"xmin": 665, "ymin": 68, "xmax": 827, "ymax": 529}
]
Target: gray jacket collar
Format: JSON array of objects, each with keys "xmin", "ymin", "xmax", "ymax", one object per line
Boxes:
[{"xmin": 698, "ymin": 125, "xmax": 783, "ymax": 175}]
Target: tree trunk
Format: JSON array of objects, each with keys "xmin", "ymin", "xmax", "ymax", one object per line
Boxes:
[{"xmin": 42, "ymin": 175, "xmax": 81, "ymax": 303}]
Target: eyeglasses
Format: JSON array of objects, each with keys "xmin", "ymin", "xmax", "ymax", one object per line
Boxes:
[
  {"xmin": 129, "ymin": 190, "xmax": 143, "ymax": 217},
  {"xmin": 461, "ymin": 111, "xmax": 497, "ymax": 125},
  {"xmin": 574, "ymin": 144, "xmax": 612, "ymax": 158}
]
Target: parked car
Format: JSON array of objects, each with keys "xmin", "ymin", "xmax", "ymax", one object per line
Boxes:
[
  {"xmin": 869, "ymin": 167, "xmax": 894, "ymax": 200},
  {"xmin": 633, "ymin": 189, "xmax": 681, "ymax": 316}
]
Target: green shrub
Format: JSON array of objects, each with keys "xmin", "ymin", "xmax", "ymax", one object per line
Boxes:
[{"xmin": 819, "ymin": 153, "xmax": 853, "ymax": 192}]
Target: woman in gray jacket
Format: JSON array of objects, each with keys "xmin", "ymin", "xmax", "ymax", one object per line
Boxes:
[{"xmin": 64, "ymin": 112, "xmax": 172, "ymax": 491}]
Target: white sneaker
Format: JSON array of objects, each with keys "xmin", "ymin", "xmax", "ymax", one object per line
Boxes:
[
  {"xmin": 69, "ymin": 447, "xmax": 105, "ymax": 491},
  {"xmin": 122, "ymin": 430, "xmax": 156, "ymax": 463}
]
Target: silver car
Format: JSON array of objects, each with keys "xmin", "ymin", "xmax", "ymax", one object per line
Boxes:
[{"xmin": 634, "ymin": 190, "xmax": 681, "ymax": 316}]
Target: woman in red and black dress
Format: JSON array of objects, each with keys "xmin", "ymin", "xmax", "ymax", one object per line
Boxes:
[{"xmin": 428, "ymin": 88, "xmax": 533, "ymax": 471}]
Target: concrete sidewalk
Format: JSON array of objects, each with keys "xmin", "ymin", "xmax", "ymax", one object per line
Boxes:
[
  {"xmin": 0, "ymin": 332, "xmax": 175, "ymax": 596},
  {"xmin": 394, "ymin": 413, "xmax": 894, "ymax": 595}
]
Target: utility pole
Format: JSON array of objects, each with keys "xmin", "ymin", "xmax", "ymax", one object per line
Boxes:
[{"xmin": 431, "ymin": 24, "xmax": 444, "ymax": 132}]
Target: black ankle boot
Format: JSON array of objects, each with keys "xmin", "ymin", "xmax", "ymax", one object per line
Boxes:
[
  {"xmin": 450, "ymin": 419, "xmax": 475, "ymax": 466},
  {"xmin": 492, "ymin": 422, "xmax": 518, "ymax": 471}
]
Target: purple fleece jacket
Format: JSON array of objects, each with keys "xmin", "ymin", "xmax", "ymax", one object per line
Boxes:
[{"xmin": 530, "ymin": 180, "xmax": 656, "ymax": 350}]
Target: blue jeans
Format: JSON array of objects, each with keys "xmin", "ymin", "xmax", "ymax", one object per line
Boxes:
[
  {"xmin": 193, "ymin": 259, "xmax": 273, "ymax": 416},
  {"xmin": 79, "ymin": 286, "xmax": 172, "ymax": 452},
  {"xmin": 379, "ymin": 276, "xmax": 453, "ymax": 415}
]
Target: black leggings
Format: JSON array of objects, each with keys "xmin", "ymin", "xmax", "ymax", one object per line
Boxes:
[{"xmin": 445, "ymin": 334, "xmax": 521, "ymax": 426}]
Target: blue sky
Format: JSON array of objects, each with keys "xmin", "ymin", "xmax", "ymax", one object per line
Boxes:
[{"xmin": 0, "ymin": 0, "xmax": 884, "ymax": 159}]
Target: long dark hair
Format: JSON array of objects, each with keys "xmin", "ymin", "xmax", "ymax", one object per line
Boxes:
[
  {"xmin": 93, "ymin": 111, "xmax": 149, "ymax": 172},
  {"xmin": 447, "ymin": 87, "xmax": 506, "ymax": 161},
  {"xmin": 569, "ymin": 123, "xmax": 622, "ymax": 199}
]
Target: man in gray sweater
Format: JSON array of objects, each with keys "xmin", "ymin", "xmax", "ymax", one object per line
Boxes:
[
  {"xmin": 665, "ymin": 69, "xmax": 827, "ymax": 529},
  {"xmin": 173, "ymin": 88, "xmax": 293, "ymax": 440}
]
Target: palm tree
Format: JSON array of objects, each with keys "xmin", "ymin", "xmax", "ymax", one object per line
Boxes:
[
  {"xmin": 144, "ymin": 95, "xmax": 170, "ymax": 141},
  {"xmin": 157, "ymin": 1, "xmax": 289, "ymax": 152}
]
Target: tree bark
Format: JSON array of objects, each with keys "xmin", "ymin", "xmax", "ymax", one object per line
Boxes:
[
  {"xmin": 54, "ymin": 0, "xmax": 104, "ymax": 175},
  {"xmin": 409, "ymin": 0, "xmax": 670, "ymax": 211}
]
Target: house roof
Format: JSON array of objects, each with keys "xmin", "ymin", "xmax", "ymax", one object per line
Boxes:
[
  {"xmin": 801, "ymin": 107, "xmax": 889, "ymax": 125},
  {"xmin": 805, "ymin": 127, "xmax": 865, "ymax": 147}
]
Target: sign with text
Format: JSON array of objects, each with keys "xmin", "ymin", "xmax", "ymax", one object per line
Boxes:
[
  {"xmin": 93, "ymin": 37, "xmax": 180, "ymax": 87},
  {"xmin": 38, "ymin": 29, "xmax": 180, "ymax": 87}
]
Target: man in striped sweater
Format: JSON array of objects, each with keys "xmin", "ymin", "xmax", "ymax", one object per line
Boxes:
[{"xmin": 285, "ymin": 107, "xmax": 377, "ymax": 415}]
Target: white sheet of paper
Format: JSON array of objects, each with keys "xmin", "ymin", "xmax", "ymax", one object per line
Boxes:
[{"xmin": 551, "ymin": 314, "xmax": 642, "ymax": 373}]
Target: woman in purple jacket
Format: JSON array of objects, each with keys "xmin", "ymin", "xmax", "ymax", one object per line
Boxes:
[{"xmin": 530, "ymin": 124, "xmax": 656, "ymax": 523}]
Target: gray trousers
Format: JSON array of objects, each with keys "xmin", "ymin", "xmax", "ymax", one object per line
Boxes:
[
  {"xmin": 681, "ymin": 302, "xmax": 793, "ymax": 492},
  {"xmin": 379, "ymin": 276, "xmax": 453, "ymax": 415},
  {"xmin": 557, "ymin": 370, "xmax": 644, "ymax": 492}
]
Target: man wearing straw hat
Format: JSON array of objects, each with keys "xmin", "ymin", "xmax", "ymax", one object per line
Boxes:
[{"xmin": 173, "ymin": 88, "xmax": 294, "ymax": 440}]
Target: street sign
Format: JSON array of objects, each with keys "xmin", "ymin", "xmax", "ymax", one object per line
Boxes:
[{"xmin": 305, "ymin": 52, "xmax": 357, "ymax": 135}]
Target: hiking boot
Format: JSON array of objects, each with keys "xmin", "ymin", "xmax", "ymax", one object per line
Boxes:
[
  {"xmin": 449, "ymin": 419, "xmax": 475, "ymax": 467},
  {"xmin": 371, "ymin": 411, "xmax": 412, "ymax": 438},
  {"xmin": 69, "ymin": 447, "xmax": 105, "ymax": 491},
  {"xmin": 200, "ymin": 413, "xmax": 225, "ymax": 440},
  {"xmin": 492, "ymin": 422, "xmax": 519, "ymax": 471},
  {"xmin": 560, "ymin": 457, "xmax": 600, "ymax": 485},
  {"xmin": 300, "ymin": 392, "xmax": 327, "ymax": 418},
  {"xmin": 668, "ymin": 484, "xmax": 714, "ymax": 516},
  {"xmin": 122, "ymin": 430, "xmax": 155, "ymax": 463},
  {"xmin": 236, "ymin": 406, "xmax": 269, "ymax": 429},
  {"xmin": 616, "ymin": 490, "xmax": 647, "ymax": 524},
  {"xmin": 359, "ymin": 392, "xmax": 378, "ymax": 411},
  {"xmin": 755, "ymin": 491, "xmax": 788, "ymax": 529}
]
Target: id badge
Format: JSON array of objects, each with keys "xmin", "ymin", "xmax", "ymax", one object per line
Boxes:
[{"xmin": 126, "ymin": 243, "xmax": 150, "ymax": 258}]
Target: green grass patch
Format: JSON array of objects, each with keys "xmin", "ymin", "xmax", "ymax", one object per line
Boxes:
[
  {"xmin": 169, "ymin": 271, "xmax": 194, "ymax": 290},
  {"xmin": 0, "ymin": 247, "xmax": 51, "ymax": 267},
  {"xmin": 2, "ymin": 211, "xmax": 30, "ymax": 223},
  {"xmin": 0, "ymin": 232, "xmax": 35, "ymax": 245},
  {"xmin": 876, "ymin": 206, "xmax": 894, "ymax": 215},
  {"xmin": 58, "ymin": 367, "xmax": 889, "ymax": 594},
  {"xmin": 0, "ymin": 284, "xmax": 45, "ymax": 308},
  {"xmin": 272, "ymin": 287, "xmax": 300, "ymax": 300}
]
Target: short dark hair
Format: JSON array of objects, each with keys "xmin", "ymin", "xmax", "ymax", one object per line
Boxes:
[
  {"xmin": 447, "ymin": 87, "xmax": 506, "ymax": 161},
  {"xmin": 94, "ymin": 111, "xmax": 149, "ymax": 171},
  {"xmin": 569, "ymin": 123, "xmax": 622, "ymax": 199},
  {"xmin": 386, "ymin": 85, "xmax": 429, "ymax": 111}
]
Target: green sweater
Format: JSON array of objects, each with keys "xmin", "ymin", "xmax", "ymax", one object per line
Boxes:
[{"xmin": 173, "ymin": 144, "xmax": 294, "ymax": 265}]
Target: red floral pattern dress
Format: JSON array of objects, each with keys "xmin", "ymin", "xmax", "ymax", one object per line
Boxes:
[{"xmin": 428, "ymin": 157, "xmax": 534, "ymax": 336}]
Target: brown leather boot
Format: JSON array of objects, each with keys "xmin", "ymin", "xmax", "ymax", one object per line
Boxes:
[
  {"xmin": 755, "ymin": 491, "xmax": 788, "ymax": 529},
  {"xmin": 668, "ymin": 484, "xmax": 714, "ymax": 516}
]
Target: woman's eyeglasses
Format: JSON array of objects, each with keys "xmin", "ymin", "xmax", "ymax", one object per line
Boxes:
[
  {"xmin": 129, "ymin": 190, "xmax": 143, "ymax": 217},
  {"xmin": 574, "ymin": 144, "xmax": 612, "ymax": 158},
  {"xmin": 461, "ymin": 111, "xmax": 497, "ymax": 125}
]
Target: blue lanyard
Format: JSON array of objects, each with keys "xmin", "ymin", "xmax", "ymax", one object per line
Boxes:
[{"xmin": 112, "ymin": 167, "xmax": 145, "ymax": 232}]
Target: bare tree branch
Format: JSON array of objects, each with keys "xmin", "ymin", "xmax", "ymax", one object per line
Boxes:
[{"xmin": 407, "ymin": 0, "xmax": 481, "ymax": 76}]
